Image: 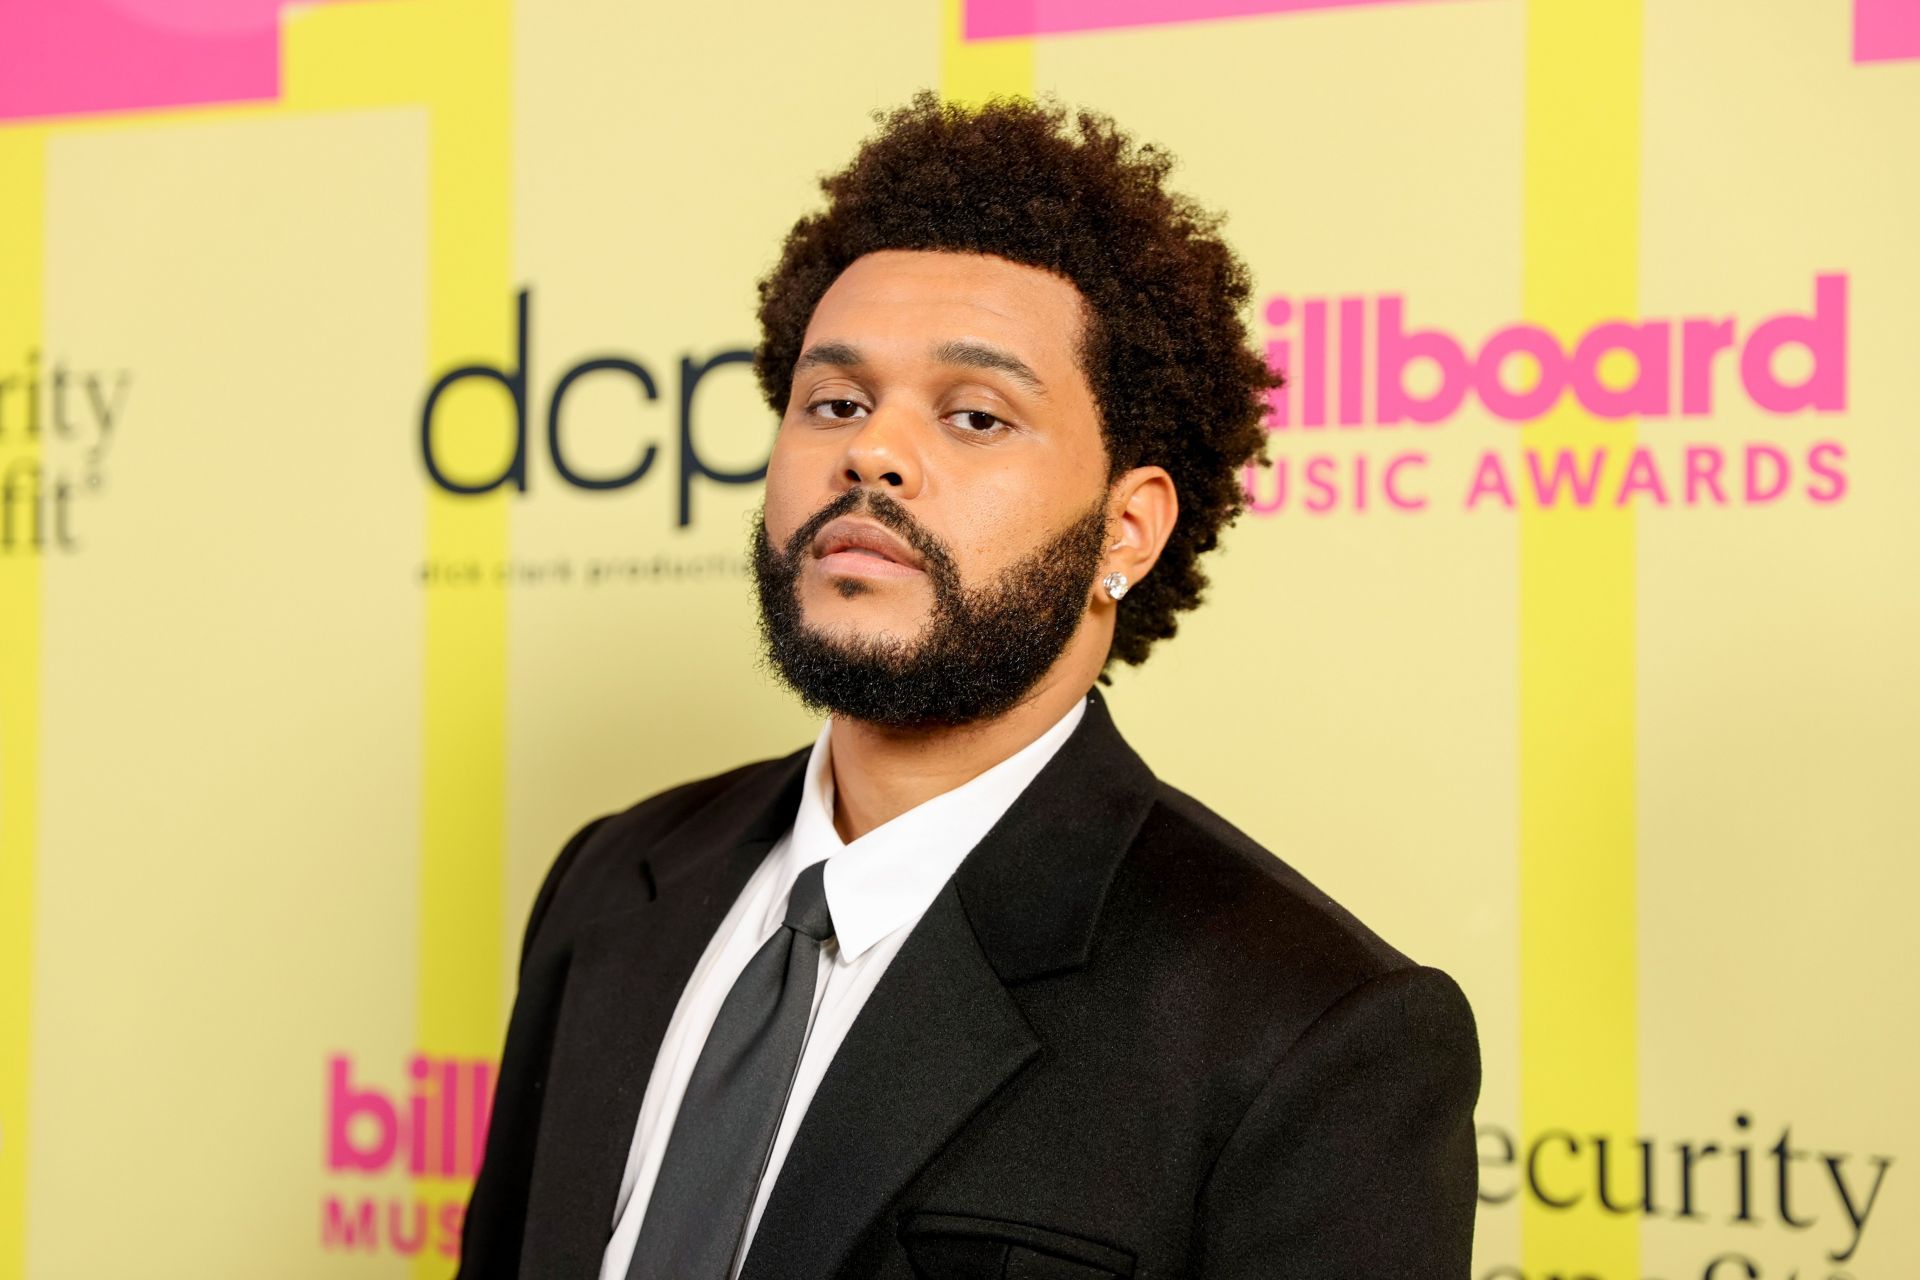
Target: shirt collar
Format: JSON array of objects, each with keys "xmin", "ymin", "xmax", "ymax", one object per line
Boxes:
[{"xmin": 767, "ymin": 695, "xmax": 1091, "ymax": 963}]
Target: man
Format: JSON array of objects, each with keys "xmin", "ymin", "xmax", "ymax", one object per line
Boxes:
[{"xmin": 458, "ymin": 94, "xmax": 1479, "ymax": 1279}]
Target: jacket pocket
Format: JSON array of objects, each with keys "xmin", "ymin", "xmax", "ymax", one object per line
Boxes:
[{"xmin": 898, "ymin": 1210, "xmax": 1135, "ymax": 1279}]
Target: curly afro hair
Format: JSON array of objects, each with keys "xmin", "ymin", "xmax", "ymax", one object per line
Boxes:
[{"xmin": 754, "ymin": 92, "xmax": 1276, "ymax": 670}]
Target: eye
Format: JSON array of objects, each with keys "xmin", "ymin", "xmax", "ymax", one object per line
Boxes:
[
  {"xmin": 808, "ymin": 399, "xmax": 867, "ymax": 422},
  {"xmin": 949, "ymin": 409, "xmax": 1008, "ymax": 433}
]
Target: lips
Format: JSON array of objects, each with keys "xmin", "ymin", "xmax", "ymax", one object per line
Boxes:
[{"xmin": 812, "ymin": 517, "xmax": 926, "ymax": 576}]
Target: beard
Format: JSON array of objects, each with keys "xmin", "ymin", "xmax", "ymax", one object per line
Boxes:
[{"xmin": 751, "ymin": 486, "xmax": 1110, "ymax": 729}]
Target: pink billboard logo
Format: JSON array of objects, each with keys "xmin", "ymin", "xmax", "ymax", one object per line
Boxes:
[
  {"xmin": 1242, "ymin": 275, "xmax": 1852, "ymax": 516},
  {"xmin": 328, "ymin": 1052, "xmax": 493, "ymax": 1178},
  {"xmin": 322, "ymin": 1052, "xmax": 493, "ymax": 1258},
  {"xmin": 1260, "ymin": 274, "xmax": 1847, "ymax": 430}
]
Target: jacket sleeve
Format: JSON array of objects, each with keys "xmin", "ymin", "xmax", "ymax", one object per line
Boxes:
[
  {"xmin": 1194, "ymin": 964, "xmax": 1482, "ymax": 1278},
  {"xmin": 456, "ymin": 814, "xmax": 610, "ymax": 1279}
]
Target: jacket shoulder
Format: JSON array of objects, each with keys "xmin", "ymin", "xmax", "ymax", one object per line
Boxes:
[
  {"xmin": 1098, "ymin": 781, "xmax": 1441, "ymax": 1065},
  {"xmin": 518, "ymin": 748, "xmax": 807, "ymax": 965},
  {"xmin": 594, "ymin": 750, "xmax": 805, "ymax": 856},
  {"xmin": 1139, "ymin": 780, "xmax": 1416, "ymax": 975}
]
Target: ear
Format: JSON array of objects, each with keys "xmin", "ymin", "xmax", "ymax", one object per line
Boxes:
[{"xmin": 1099, "ymin": 464, "xmax": 1177, "ymax": 600}]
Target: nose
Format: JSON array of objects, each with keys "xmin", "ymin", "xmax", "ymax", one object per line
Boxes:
[{"xmin": 834, "ymin": 404, "xmax": 925, "ymax": 499}]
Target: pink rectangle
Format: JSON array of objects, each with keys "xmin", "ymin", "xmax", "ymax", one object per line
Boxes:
[
  {"xmin": 1854, "ymin": 0, "xmax": 1920, "ymax": 63},
  {"xmin": 967, "ymin": 0, "xmax": 1449, "ymax": 40},
  {"xmin": 0, "ymin": 0, "xmax": 358, "ymax": 122}
]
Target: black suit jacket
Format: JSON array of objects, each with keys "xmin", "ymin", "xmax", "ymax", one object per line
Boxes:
[{"xmin": 457, "ymin": 692, "xmax": 1480, "ymax": 1279}]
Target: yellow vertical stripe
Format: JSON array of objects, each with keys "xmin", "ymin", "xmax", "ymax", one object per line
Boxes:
[
  {"xmin": 0, "ymin": 124, "xmax": 45, "ymax": 1280},
  {"xmin": 942, "ymin": 0, "xmax": 1034, "ymax": 105},
  {"xmin": 285, "ymin": 3, "xmax": 512, "ymax": 1274},
  {"xmin": 1519, "ymin": 3, "xmax": 1640, "ymax": 1278}
]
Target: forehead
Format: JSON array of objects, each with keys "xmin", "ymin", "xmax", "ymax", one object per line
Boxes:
[{"xmin": 803, "ymin": 250, "xmax": 1088, "ymax": 374}]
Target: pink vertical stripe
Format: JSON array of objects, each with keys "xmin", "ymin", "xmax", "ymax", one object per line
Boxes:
[
  {"xmin": 1302, "ymin": 299, "xmax": 1328, "ymax": 428},
  {"xmin": 1338, "ymin": 296, "xmax": 1366, "ymax": 426},
  {"xmin": 1265, "ymin": 340, "xmax": 1291, "ymax": 428},
  {"xmin": 439, "ymin": 1059, "xmax": 460, "ymax": 1178},
  {"xmin": 470, "ymin": 1060, "xmax": 494, "ymax": 1177}
]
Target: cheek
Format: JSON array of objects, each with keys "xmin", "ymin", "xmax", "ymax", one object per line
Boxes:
[
  {"xmin": 761, "ymin": 426, "xmax": 818, "ymax": 545},
  {"xmin": 936, "ymin": 422, "xmax": 1106, "ymax": 568},
  {"xmin": 942, "ymin": 475, "xmax": 1061, "ymax": 574}
]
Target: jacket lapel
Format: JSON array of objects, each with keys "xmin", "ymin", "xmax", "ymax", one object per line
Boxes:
[
  {"xmin": 518, "ymin": 751, "xmax": 810, "ymax": 1279},
  {"xmin": 740, "ymin": 691, "xmax": 1160, "ymax": 1279},
  {"xmin": 738, "ymin": 879, "xmax": 1040, "ymax": 1280}
]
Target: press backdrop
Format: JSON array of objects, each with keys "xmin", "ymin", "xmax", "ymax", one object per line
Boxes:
[{"xmin": 1, "ymin": 1, "xmax": 1915, "ymax": 1277}]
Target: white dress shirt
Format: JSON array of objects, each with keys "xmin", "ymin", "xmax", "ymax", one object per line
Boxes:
[{"xmin": 597, "ymin": 695, "xmax": 1089, "ymax": 1280}]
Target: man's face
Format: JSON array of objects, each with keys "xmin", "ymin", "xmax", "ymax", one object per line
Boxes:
[{"xmin": 754, "ymin": 249, "xmax": 1115, "ymax": 726}]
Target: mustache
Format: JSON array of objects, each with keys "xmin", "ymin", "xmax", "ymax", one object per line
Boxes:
[{"xmin": 776, "ymin": 487, "xmax": 959, "ymax": 584}]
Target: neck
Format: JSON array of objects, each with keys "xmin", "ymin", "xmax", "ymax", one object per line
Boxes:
[{"xmin": 827, "ymin": 665, "xmax": 1092, "ymax": 843}]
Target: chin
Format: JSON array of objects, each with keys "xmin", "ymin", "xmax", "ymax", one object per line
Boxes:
[
  {"xmin": 803, "ymin": 571, "xmax": 921, "ymax": 611},
  {"xmin": 799, "ymin": 593, "xmax": 930, "ymax": 652}
]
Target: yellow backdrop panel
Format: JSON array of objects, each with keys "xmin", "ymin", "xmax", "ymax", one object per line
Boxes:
[{"xmin": 0, "ymin": 1, "xmax": 1913, "ymax": 1278}]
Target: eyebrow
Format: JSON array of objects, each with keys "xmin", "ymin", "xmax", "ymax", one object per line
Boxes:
[
  {"xmin": 930, "ymin": 339, "xmax": 1048, "ymax": 396},
  {"xmin": 792, "ymin": 338, "xmax": 1049, "ymax": 397},
  {"xmin": 794, "ymin": 340, "xmax": 864, "ymax": 374}
]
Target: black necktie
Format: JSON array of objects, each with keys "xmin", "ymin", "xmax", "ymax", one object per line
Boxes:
[{"xmin": 626, "ymin": 857, "xmax": 836, "ymax": 1280}]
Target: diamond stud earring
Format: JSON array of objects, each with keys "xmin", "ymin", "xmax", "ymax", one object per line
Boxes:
[{"xmin": 1102, "ymin": 571, "xmax": 1130, "ymax": 601}]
